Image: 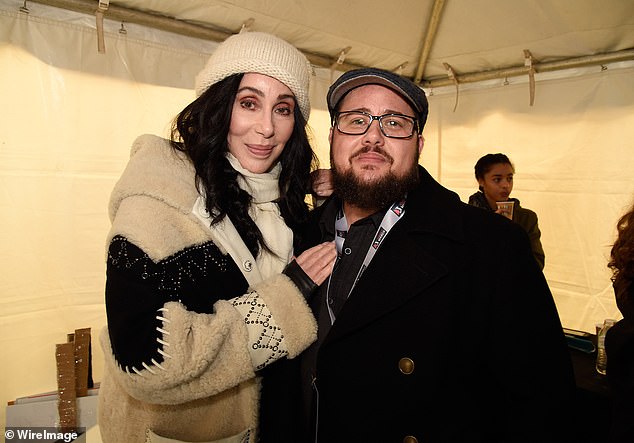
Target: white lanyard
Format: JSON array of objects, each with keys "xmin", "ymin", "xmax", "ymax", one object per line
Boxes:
[{"xmin": 327, "ymin": 197, "xmax": 406, "ymax": 323}]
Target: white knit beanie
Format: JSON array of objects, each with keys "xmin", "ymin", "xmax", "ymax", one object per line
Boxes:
[{"xmin": 195, "ymin": 31, "xmax": 312, "ymax": 121}]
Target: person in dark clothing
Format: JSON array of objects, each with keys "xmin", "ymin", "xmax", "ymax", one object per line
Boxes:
[
  {"xmin": 606, "ymin": 199, "xmax": 634, "ymax": 443},
  {"xmin": 468, "ymin": 153, "xmax": 545, "ymax": 270},
  {"xmin": 284, "ymin": 68, "xmax": 576, "ymax": 443}
]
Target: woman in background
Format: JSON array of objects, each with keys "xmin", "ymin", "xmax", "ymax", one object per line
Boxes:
[
  {"xmin": 606, "ymin": 199, "xmax": 634, "ymax": 443},
  {"xmin": 98, "ymin": 31, "xmax": 336, "ymax": 443},
  {"xmin": 468, "ymin": 153, "xmax": 545, "ymax": 270}
]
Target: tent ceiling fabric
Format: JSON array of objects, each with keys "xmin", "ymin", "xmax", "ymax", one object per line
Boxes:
[{"xmin": 32, "ymin": 0, "xmax": 634, "ymax": 86}]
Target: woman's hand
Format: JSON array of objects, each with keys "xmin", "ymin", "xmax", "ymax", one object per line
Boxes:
[
  {"xmin": 310, "ymin": 169, "xmax": 334, "ymax": 198},
  {"xmin": 294, "ymin": 242, "xmax": 337, "ymax": 286}
]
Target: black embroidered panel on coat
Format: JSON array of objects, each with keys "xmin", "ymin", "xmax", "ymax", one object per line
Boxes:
[{"xmin": 105, "ymin": 235, "xmax": 248, "ymax": 370}]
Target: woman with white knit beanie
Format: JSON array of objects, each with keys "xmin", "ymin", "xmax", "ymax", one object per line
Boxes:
[{"xmin": 98, "ymin": 31, "xmax": 336, "ymax": 443}]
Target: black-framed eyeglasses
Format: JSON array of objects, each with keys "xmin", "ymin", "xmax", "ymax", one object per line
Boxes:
[{"xmin": 334, "ymin": 111, "xmax": 418, "ymax": 139}]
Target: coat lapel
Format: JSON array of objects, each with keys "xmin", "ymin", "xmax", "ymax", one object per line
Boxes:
[
  {"xmin": 323, "ymin": 217, "xmax": 447, "ymax": 344},
  {"xmin": 315, "ymin": 166, "xmax": 466, "ymax": 346}
]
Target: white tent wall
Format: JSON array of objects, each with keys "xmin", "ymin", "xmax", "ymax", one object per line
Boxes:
[
  {"xmin": 1, "ymin": 0, "xmax": 633, "ymax": 434},
  {"xmin": 0, "ymin": 2, "xmax": 219, "ymax": 433},
  {"xmin": 423, "ymin": 69, "xmax": 634, "ymax": 330}
]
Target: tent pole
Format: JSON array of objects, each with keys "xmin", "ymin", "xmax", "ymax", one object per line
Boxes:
[
  {"xmin": 28, "ymin": 0, "xmax": 634, "ymax": 87},
  {"xmin": 420, "ymin": 49, "xmax": 634, "ymax": 88},
  {"xmin": 414, "ymin": 0, "xmax": 447, "ymax": 84},
  {"xmin": 29, "ymin": 0, "xmax": 365, "ymax": 72},
  {"xmin": 30, "ymin": 0, "xmax": 230, "ymax": 41}
]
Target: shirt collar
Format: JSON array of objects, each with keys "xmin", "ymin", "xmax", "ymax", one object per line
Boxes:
[{"xmin": 320, "ymin": 196, "xmax": 389, "ymax": 234}]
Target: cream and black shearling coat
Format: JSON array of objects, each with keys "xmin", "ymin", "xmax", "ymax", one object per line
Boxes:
[{"xmin": 98, "ymin": 134, "xmax": 316, "ymax": 443}]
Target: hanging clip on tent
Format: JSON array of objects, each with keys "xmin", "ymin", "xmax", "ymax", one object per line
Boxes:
[
  {"xmin": 240, "ymin": 18, "xmax": 255, "ymax": 33},
  {"xmin": 392, "ymin": 62, "xmax": 409, "ymax": 76},
  {"xmin": 330, "ymin": 46, "xmax": 352, "ymax": 83},
  {"xmin": 443, "ymin": 62, "xmax": 459, "ymax": 112},
  {"xmin": 333, "ymin": 46, "xmax": 352, "ymax": 68},
  {"xmin": 524, "ymin": 49, "xmax": 536, "ymax": 106},
  {"xmin": 96, "ymin": 0, "xmax": 109, "ymax": 53}
]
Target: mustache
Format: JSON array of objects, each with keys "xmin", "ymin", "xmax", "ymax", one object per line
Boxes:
[{"xmin": 350, "ymin": 145, "xmax": 394, "ymax": 164}]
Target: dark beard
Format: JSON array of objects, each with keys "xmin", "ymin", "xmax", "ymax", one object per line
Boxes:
[{"xmin": 332, "ymin": 161, "xmax": 420, "ymax": 211}]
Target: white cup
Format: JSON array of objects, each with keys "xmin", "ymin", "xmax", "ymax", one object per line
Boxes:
[{"xmin": 496, "ymin": 201, "xmax": 514, "ymax": 220}]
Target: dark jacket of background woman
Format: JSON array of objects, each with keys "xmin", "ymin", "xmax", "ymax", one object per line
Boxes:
[{"xmin": 605, "ymin": 200, "xmax": 634, "ymax": 443}]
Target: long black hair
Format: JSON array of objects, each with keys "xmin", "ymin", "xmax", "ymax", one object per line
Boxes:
[{"xmin": 170, "ymin": 73, "xmax": 317, "ymax": 258}]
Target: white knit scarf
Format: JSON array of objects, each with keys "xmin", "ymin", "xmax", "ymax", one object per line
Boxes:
[{"xmin": 192, "ymin": 154, "xmax": 293, "ymax": 287}]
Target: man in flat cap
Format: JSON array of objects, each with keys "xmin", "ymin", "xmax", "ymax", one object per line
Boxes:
[{"xmin": 289, "ymin": 67, "xmax": 575, "ymax": 443}]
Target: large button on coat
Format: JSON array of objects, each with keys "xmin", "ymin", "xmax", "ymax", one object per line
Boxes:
[{"xmin": 399, "ymin": 357, "xmax": 415, "ymax": 375}]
